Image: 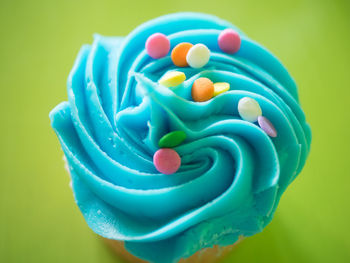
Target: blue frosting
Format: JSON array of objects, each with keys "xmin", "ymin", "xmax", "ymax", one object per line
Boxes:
[{"xmin": 49, "ymin": 12, "xmax": 311, "ymax": 263}]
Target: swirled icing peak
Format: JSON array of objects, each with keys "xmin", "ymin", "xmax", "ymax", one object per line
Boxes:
[{"xmin": 49, "ymin": 12, "xmax": 311, "ymax": 263}]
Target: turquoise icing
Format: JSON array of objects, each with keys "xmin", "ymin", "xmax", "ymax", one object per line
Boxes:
[{"xmin": 49, "ymin": 12, "xmax": 311, "ymax": 263}]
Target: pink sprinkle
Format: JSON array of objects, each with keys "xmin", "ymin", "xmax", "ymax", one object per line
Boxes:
[
  {"xmin": 145, "ymin": 33, "xmax": 170, "ymax": 59},
  {"xmin": 218, "ymin": 29, "xmax": 241, "ymax": 54},
  {"xmin": 153, "ymin": 148, "xmax": 181, "ymax": 175},
  {"xmin": 258, "ymin": 116, "xmax": 277, "ymax": 138}
]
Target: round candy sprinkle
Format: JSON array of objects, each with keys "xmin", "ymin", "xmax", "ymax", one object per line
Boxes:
[
  {"xmin": 186, "ymin": 44, "xmax": 210, "ymax": 68},
  {"xmin": 145, "ymin": 33, "xmax": 170, "ymax": 59},
  {"xmin": 153, "ymin": 148, "xmax": 181, "ymax": 175},
  {"xmin": 258, "ymin": 116, "xmax": 277, "ymax": 137},
  {"xmin": 218, "ymin": 29, "xmax": 241, "ymax": 54},
  {"xmin": 213, "ymin": 82, "xmax": 230, "ymax": 97},
  {"xmin": 238, "ymin": 97, "xmax": 262, "ymax": 122},
  {"xmin": 191, "ymin": 77, "xmax": 214, "ymax": 102},
  {"xmin": 158, "ymin": 71, "xmax": 186, "ymax": 87},
  {"xmin": 171, "ymin": 42, "xmax": 193, "ymax": 67},
  {"xmin": 158, "ymin": 130, "xmax": 187, "ymax": 148}
]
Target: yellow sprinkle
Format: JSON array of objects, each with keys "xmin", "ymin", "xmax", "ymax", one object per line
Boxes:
[
  {"xmin": 213, "ymin": 82, "xmax": 230, "ymax": 96},
  {"xmin": 158, "ymin": 71, "xmax": 186, "ymax": 87}
]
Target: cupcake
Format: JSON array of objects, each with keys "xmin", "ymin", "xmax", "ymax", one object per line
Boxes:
[{"xmin": 50, "ymin": 12, "xmax": 311, "ymax": 263}]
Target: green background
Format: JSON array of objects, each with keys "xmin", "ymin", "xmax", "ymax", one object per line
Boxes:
[{"xmin": 1, "ymin": 0, "xmax": 349, "ymax": 262}]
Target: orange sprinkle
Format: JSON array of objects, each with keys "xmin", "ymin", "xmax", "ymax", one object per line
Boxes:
[
  {"xmin": 171, "ymin": 43, "xmax": 193, "ymax": 67},
  {"xmin": 191, "ymin": 77, "xmax": 214, "ymax": 102}
]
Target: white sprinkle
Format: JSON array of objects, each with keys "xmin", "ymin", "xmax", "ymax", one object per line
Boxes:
[
  {"xmin": 186, "ymin": 44, "xmax": 210, "ymax": 68},
  {"xmin": 238, "ymin": 97, "xmax": 262, "ymax": 122}
]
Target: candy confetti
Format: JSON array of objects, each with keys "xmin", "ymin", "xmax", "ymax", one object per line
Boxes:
[
  {"xmin": 213, "ymin": 82, "xmax": 230, "ymax": 96},
  {"xmin": 191, "ymin": 77, "xmax": 214, "ymax": 102},
  {"xmin": 158, "ymin": 130, "xmax": 187, "ymax": 148},
  {"xmin": 145, "ymin": 33, "xmax": 170, "ymax": 59},
  {"xmin": 238, "ymin": 97, "xmax": 262, "ymax": 122},
  {"xmin": 218, "ymin": 29, "xmax": 241, "ymax": 54},
  {"xmin": 258, "ymin": 116, "xmax": 277, "ymax": 137},
  {"xmin": 153, "ymin": 148, "xmax": 181, "ymax": 175},
  {"xmin": 171, "ymin": 42, "xmax": 193, "ymax": 67},
  {"xmin": 186, "ymin": 44, "xmax": 210, "ymax": 68},
  {"xmin": 159, "ymin": 71, "xmax": 186, "ymax": 87}
]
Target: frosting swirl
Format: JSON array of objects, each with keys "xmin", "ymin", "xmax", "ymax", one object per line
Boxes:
[{"xmin": 50, "ymin": 12, "xmax": 311, "ymax": 263}]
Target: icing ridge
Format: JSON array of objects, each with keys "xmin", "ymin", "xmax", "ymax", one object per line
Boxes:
[{"xmin": 50, "ymin": 12, "xmax": 311, "ymax": 263}]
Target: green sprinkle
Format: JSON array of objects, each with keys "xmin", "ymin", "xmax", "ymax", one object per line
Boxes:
[{"xmin": 158, "ymin": 130, "xmax": 187, "ymax": 148}]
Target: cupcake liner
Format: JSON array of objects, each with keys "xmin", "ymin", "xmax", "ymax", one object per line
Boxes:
[{"xmin": 104, "ymin": 238, "xmax": 241, "ymax": 263}]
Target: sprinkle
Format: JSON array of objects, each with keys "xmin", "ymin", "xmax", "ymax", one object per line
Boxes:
[
  {"xmin": 218, "ymin": 29, "xmax": 241, "ymax": 54},
  {"xmin": 158, "ymin": 71, "xmax": 186, "ymax": 87},
  {"xmin": 213, "ymin": 82, "xmax": 230, "ymax": 96},
  {"xmin": 191, "ymin": 77, "xmax": 214, "ymax": 102},
  {"xmin": 145, "ymin": 33, "xmax": 170, "ymax": 59},
  {"xmin": 258, "ymin": 116, "xmax": 277, "ymax": 137},
  {"xmin": 186, "ymin": 44, "xmax": 210, "ymax": 68},
  {"xmin": 158, "ymin": 131, "xmax": 187, "ymax": 148},
  {"xmin": 171, "ymin": 42, "xmax": 193, "ymax": 67},
  {"xmin": 153, "ymin": 148, "xmax": 181, "ymax": 175},
  {"xmin": 238, "ymin": 97, "xmax": 262, "ymax": 122}
]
